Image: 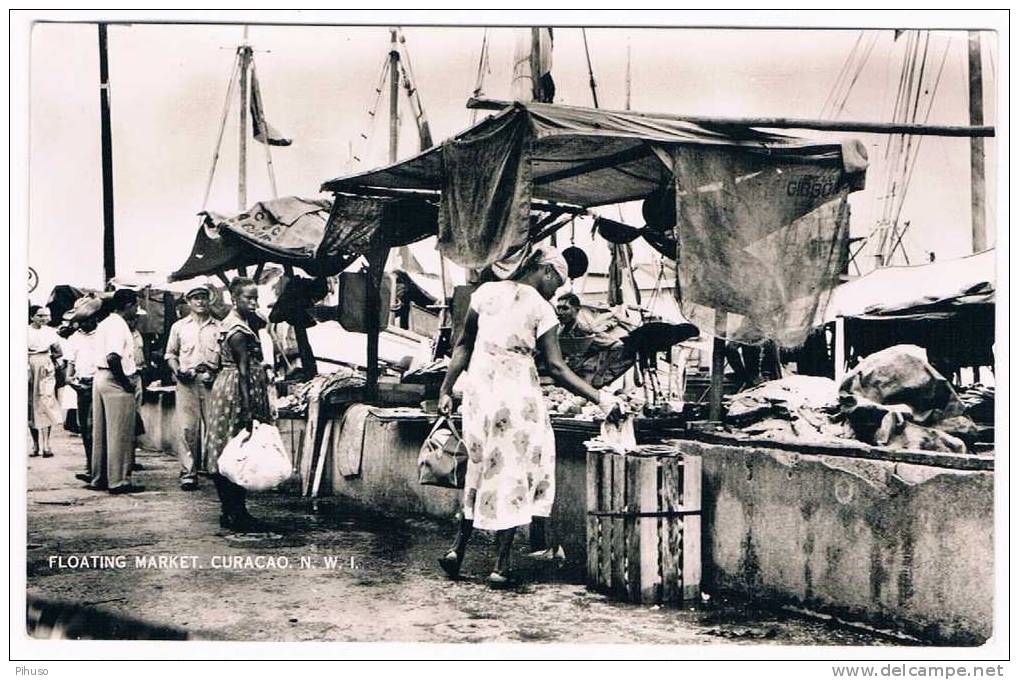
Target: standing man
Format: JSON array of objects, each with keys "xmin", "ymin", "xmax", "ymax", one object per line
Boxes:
[
  {"xmin": 90, "ymin": 288, "xmax": 145, "ymax": 494},
  {"xmin": 64, "ymin": 297, "xmax": 103, "ymax": 484},
  {"xmin": 164, "ymin": 285, "xmax": 220, "ymax": 491}
]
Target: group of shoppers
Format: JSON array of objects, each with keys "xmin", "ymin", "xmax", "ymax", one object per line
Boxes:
[{"xmin": 30, "ymin": 277, "xmax": 271, "ymax": 532}]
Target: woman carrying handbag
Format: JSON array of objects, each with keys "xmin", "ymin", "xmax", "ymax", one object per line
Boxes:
[{"xmin": 435, "ymin": 246, "xmax": 621, "ymax": 588}]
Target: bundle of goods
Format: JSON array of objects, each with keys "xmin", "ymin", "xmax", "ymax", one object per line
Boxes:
[
  {"xmin": 838, "ymin": 345, "xmax": 979, "ymax": 453},
  {"xmin": 723, "ymin": 375, "xmax": 845, "ymax": 443},
  {"xmin": 274, "ymin": 366, "xmax": 365, "ymax": 417},
  {"xmin": 401, "ymin": 357, "xmax": 449, "ymax": 386}
]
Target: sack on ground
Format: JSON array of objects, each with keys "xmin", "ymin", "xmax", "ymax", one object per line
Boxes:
[
  {"xmin": 220, "ymin": 420, "xmax": 292, "ymax": 491},
  {"xmin": 418, "ymin": 416, "xmax": 468, "ymax": 489}
]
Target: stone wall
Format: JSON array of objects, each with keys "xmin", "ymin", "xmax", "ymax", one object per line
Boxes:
[{"xmin": 684, "ymin": 440, "xmax": 994, "ymax": 645}]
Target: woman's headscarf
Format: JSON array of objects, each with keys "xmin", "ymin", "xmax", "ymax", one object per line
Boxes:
[{"xmin": 494, "ymin": 243, "xmax": 568, "ymax": 282}]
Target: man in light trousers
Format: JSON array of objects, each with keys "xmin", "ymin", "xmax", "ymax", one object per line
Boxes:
[
  {"xmin": 90, "ymin": 288, "xmax": 144, "ymax": 494},
  {"xmin": 164, "ymin": 285, "xmax": 221, "ymax": 491}
]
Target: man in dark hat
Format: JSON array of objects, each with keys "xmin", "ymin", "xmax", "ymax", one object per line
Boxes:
[
  {"xmin": 164, "ymin": 284, "xmax": 220, "ymax": 491},
  {"xmin": 64, "ymin": 296, "xmax": 103, "ymax": 483},
  {"xmin": 89, "ymin": 288, "xmax": 145, "ymax": 494}
]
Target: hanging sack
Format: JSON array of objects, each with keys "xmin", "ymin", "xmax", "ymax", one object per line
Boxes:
[
  {"xmin": 418, "ymin": 416, "xmax": 469, "ymax": 489},
  {"xmin": 219, "ymin": 420, "xmax": 293, "ymax": 491}
]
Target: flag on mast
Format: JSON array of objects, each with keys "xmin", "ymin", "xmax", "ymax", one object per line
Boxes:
[{"xmin": 250, "ymin": 68, "xmax": 292, "ymax": 146}]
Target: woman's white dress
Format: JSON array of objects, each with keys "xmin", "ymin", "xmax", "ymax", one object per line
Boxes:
[{"xmin": 460, "ymin": 281, "xmax": 560, "ymax": 531}]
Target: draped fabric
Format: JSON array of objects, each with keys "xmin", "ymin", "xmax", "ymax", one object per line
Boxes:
[
  {"xmin": 667, "ymin": 145, "xmax": 860, "ymax": 348},
  {"xmin": 437, "ymin": 112, "xmax": 534, "ymax": 269},
  {"xmin": 172, "ymin": 196, "xmax": 435, "ymax": 282}
]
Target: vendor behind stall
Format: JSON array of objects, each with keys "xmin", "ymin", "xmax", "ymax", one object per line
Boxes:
[{"xmin": 554, "ymin": 293, "xmax": 632, "ymax": 389}]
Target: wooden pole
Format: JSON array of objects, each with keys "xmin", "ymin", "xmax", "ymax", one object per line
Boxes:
[
  {"xmin": 388, "ymin": 29, "xmax": 399, "ymax": 164},
  {"xmin": 98, "ymin": 23, "xmax": 116, "ymax": 283},
  {"xmin": 708, "ymin": 311, "xmax": 728, "ymax": 422},
  {"xmin": 466, "ymin": 97, "xmax": 995, "ymax": 138},
  {"xmin": 968, "ymin": 31, "xmax": 987, "ymax": 253},
  {"xmin": 834, "ymin": 317, "xmax": 846, "ymax": 385},
  {"xmin": 365, "ymin": 229, "xmax": 388, "ymax": 402},
  {"xmin": 238, "ymin": 43, "xmax": 250, "ymax": 212}
]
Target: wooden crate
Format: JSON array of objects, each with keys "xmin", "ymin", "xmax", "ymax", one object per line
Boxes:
[{"xmin": 586, "ymin": 447, "xmax": 701, "ymax": 604}]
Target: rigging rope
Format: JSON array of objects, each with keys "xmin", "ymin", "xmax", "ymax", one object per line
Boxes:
[
  {"xmin": 351, "ymin": 51, "xmax": 392, "ymax": 166},
  {"xmin": 200, "ymin": 53, "xmax": 241, "ymax": 211},
  {"xmin": 819, "ymin": 32, "xmax": 864, "ymax": 117},
  {"xmin": 469, "ymin": 28, "xmax": 490, "ymax": 125},
  {"xmin": 830, "ymin": 32, "xmax": 880, "ymax": 119}
]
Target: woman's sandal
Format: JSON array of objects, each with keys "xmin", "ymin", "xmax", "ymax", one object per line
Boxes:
[
  {"xmin": 487, "ymin": 571, "xmax": 514, "ymax": 589},
  {"xmin": 41, "ymin": 450, "xmax": 54, "ymax": 458},
  {"xmin": 438, "ymin": 550, "xmax": 462, "ymax": 579}
]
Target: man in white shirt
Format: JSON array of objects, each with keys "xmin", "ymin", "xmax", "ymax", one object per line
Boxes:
[
  {"xmin": 164, "ymin": 285, "xmax": 221, "ymax": 491},
  {"xmin": 63, "ymin": 296, "xmax": 103, "ymax": 483},
  {"xmin": 89, "ymin": 289, "xmax": 145, "ymax": 494}
]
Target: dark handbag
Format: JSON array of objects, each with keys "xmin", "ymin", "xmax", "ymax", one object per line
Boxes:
[{"xmin": 418, "ymin": 416, "xmax": 469, "ymax": 489}]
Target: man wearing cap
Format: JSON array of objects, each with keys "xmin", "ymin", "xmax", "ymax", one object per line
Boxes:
[
  {"xmin": 64, "ymin": 296, "xmax": 103, "ymax": 483},
  {"xmin": 90, "ymin": 288, "xmax": 145, "ymax": 494},
  {"xmin": 164, "ymin": 285, "xmax": 221, "ymax": 491}
]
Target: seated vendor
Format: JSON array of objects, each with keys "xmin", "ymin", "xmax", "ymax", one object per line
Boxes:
[{"xmin": 554, "ymin": 293, "xmax": 630, "ymax": 388}]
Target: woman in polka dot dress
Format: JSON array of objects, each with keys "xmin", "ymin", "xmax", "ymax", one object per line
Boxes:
[{"xmin": 203, "ymin": 277, "xmax": 273, "ymax": 533}]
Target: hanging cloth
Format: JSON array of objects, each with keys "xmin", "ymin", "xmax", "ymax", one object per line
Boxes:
[
  {"xmin": 437, "ymin": 110, "xmax": 534, "ymax": 269},
  {"xmin": 662, "ymin": 143, "xmax": 862, "ymax": 348}
]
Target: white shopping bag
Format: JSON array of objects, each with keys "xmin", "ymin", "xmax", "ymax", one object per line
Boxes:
[{"xmin": 219, "ymin": 420, "xmax": 292, "ymax": 491}]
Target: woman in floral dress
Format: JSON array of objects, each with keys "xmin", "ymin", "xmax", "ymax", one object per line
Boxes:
[
  {"xmin": 204, "ymin": 277, "xmax": 273, "ymax": 533},
  {"xmin": 28, "ymin": 305, "xmax": 63, "ymax": 458},
  {"xmin": 437, "ymin": 246, "xmax": 620, "ymax": 586}
]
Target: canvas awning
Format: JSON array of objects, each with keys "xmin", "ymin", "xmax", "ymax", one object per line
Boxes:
[
  {"xmin": 323, "ymin": 101, "xmax": 867, "ymax": 208},
  {"xmin": 323, "ymin": 100, "xmax": 869, "ymax": 347},
  {"xmin": 825, "ymin": 249, "xmax": 996, "ymax": 321}
]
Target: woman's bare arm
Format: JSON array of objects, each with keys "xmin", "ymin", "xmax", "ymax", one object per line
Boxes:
[
  {"xmin": 537, "ymin": 327, "xmax": 600, "ymax": 404},
  {"xmin": 438, "ymin": 309, "xmax": 478, "ymax": 415},
  {"xmin": 228, "ymin": 331, "xmax": 253, "ymax": 430}
]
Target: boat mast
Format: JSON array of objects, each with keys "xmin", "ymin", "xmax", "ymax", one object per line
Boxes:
[
  {"xmin": 968, "ymin": 31, "xmax": 987, "ymax": 253},
  {"xmin": 98, "ymin": 23, "xmax": 116, "ymax": 282},
  {"xmin": 238, "ymin": 26, "xmax": 251, "ymax": 212}
]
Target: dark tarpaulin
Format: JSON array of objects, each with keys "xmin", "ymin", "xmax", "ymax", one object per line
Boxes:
[
  {"xmin": 666, "ymin": 144, "xmax": 863, "ymax": 348},
  {"xmin": 172, "ymin": 195, "xmax": 436, "ymax": 282},
  {"xmin": 318, "ymin": 194, "xmax": 436, "ymax": 260},
  {"xmin": 437, "ymin": 110, "xmax": 533, "ymax": 269},
  {"xmin": 169, "ymin": 217, "xmax": 256, "ymax": 281}
]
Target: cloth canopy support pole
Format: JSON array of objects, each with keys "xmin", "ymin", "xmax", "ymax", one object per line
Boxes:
[
  {"xmin": 365, "ymin": 228, "xmax": 389, "ymax": 402},
  {"xmin": 98, "ymin": 23, "xmax": 116, "ymax": 283},
  {"xmin": 708, "ymin": 311, "xmax": 728, "ymax": 422},
  {"xmin": 834, "ymin": 317, "xmax": 846, "ymax": 384},
  {"xmin": 281, "ymin": 264, "xmax": 317, "ymax": 377},
  {"xmin": 465, "ymin": 97, "xmax": 995, "ymax": 137}
]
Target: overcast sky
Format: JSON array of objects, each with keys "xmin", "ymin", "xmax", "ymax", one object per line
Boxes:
[{"xmin": 27, "ymin": 21, "xmax": 998, "ymax": 301}]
